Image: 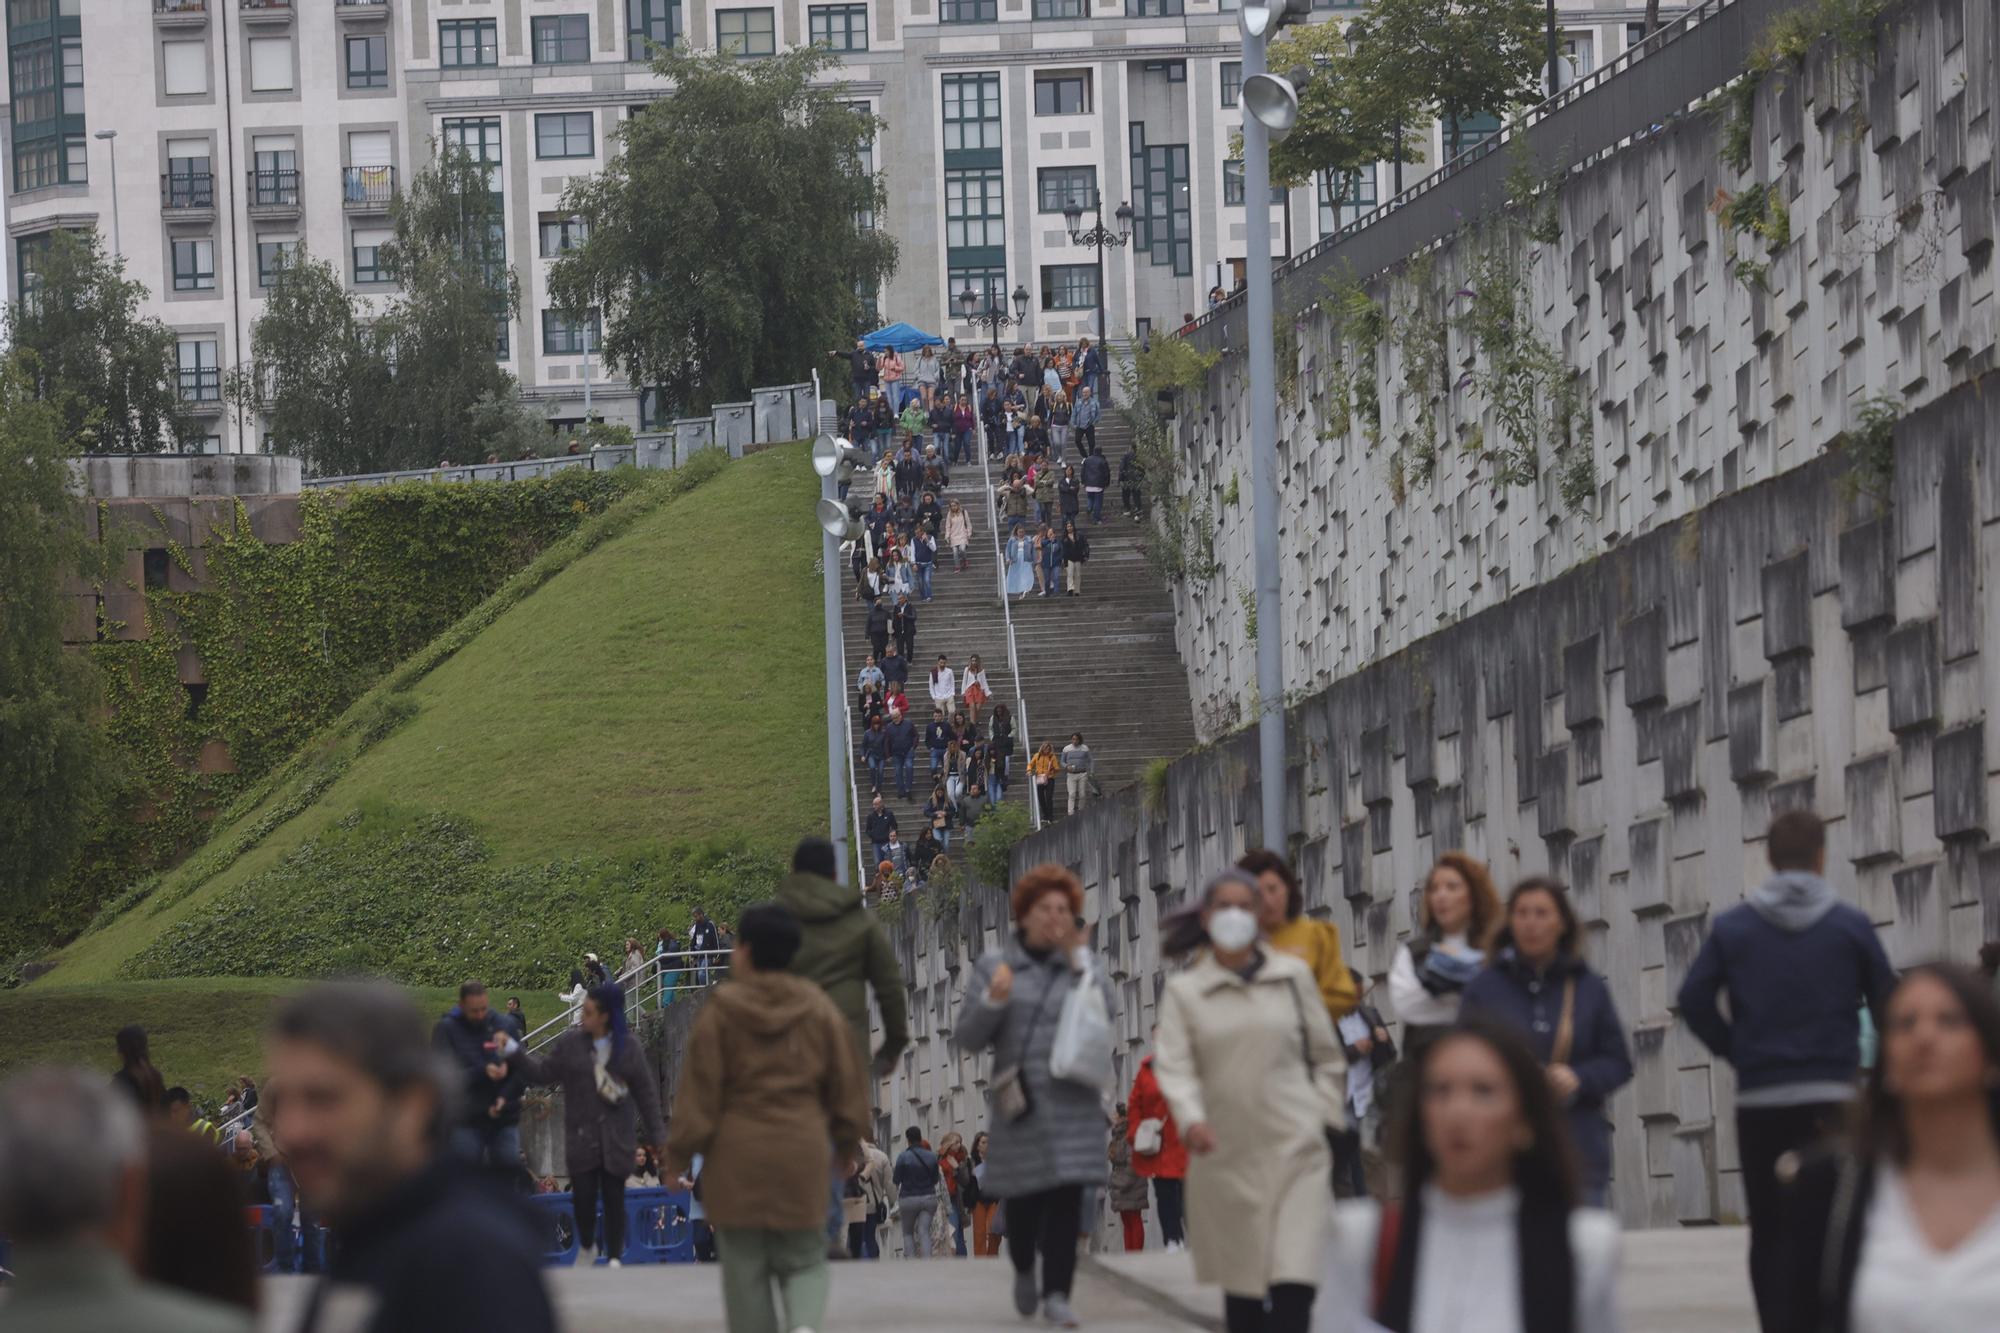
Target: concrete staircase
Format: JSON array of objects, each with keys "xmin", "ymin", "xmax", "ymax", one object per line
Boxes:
[{"xmin": 836, "ymin": 405, "xmax": 1196, "ymax": 849}]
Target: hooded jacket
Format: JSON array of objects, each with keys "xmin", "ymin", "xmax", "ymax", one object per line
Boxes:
[
  {"xmin": 431, "ymin": 1006, "xmax": 506, "ymax": 1129},
  {"xmin": 775, "ymin": 869, "xmax": 910, "ymax": 1070},
  {"xmin": 662, "ymin": 969, "xmax": 871, "ymax": 1231},
  {"xmin": 1676, "ymin": 871, "xmax": 1895, "ymax": 1103}
]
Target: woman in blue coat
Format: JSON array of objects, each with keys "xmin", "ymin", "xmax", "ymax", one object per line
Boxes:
[
  {"xmin": 1004, "ymin": 521, "xmax": 1037, "ymax": 599},
  {"xmin": 1460, "ymin": 876, "xmax": 1634, "ymax": 1206}
]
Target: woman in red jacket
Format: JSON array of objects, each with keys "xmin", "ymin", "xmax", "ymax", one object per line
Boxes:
[{"xmin": 1125, "ymin": 1046, "xmax": 1188, "ymax": 1250}]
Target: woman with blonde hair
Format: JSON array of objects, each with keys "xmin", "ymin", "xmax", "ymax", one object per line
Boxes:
[{"xmin": 1388, "ymin": 852, "xmax": 1502, "ymax": 1049}]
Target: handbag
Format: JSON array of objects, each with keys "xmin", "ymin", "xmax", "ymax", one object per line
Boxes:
[
  {"xmin": 1049, "ymin": 954, "xmax": 1114, "ymax": 1094},
  {"xmin": 989, "ymin": 963, "xmax": 1063, "ymax": 1124},
  {"xmin": 1550, "ymin": 976, "xmax": 1579, "ymax": 1066},
  {"xmin": 1133, "ymin": 1118, "xmax": 1165, "ymax": 1157}
]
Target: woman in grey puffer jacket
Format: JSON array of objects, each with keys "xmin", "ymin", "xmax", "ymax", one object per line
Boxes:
[{"xmin": 955, "ymin": 865, "xmax": 1115, "ymax": 1330}]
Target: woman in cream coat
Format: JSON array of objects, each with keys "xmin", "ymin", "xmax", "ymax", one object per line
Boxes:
[{"xmin": 1154, "ymin": 869, "xmax": 1349, "ymax": 1333}]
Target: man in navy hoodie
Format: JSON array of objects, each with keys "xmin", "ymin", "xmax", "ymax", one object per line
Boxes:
[{"xmin": 1676, "ymin": 809, "xmax": 1894, "ymax": 1332}]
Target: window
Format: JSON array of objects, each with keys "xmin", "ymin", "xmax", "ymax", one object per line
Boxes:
[
  {"xmin": 1033, "ymin": 0, "xmax": 1085, "ymax": 14},
  {"xmin": 250, "ymin": 135, "xmax": 297, "ymax": 205},
  {"xmin": 171, "ymin": 239, "xmax": 215, "ymax": 292},
  {"xmin": 439, "ymin": 19, "xmax": 499, "ymax": 68},
  {"xmin": 639, "ymin": 387, "xmax": 672, "ymax": 432},
  {"xmin": 1221, "ymin": 158, "xmax": 1286, "ymax": 207},
  {"xmin": 177, "ymin": 339, "xmax": 220, "ymax": 402},
  {"xmin": 1130, "ymin": 124, "xmax": 1191, "ymax": 275},
  {"xmin": 949, "ymin": 264, "xmax": 1007, "ymax": 314},
  {"xmin": 1040, "ymin": 264, "xmax": 1097, "ymax": 311},
  {"xmin": 62, "ymin": 133, "xmax": 83, "ymax": 183},
  {"xmin": 1130, "ymin": 0, "xmax": 1182, "ymax": 13},
  {"xmin": 162, "ymin": 40, "xmax": 207, "ymax": 96},
  {"xmin": 1560, "ymin": 32, "xmax": 1595, "ymax": 77},
  {"xmin": 1318, "ymin": 166, "xmax": 1376, "ymax": 235},
  {"xmin": 1445, "ymin": 111, "xmax": 1502, "ymax": 155},
  {"xmin": 1033, "ymin": 71, "xmax": 1090, "ymax": 116},
  {"xmin": 165, "ymin": 141, "xmax": 212, "ymax": 207},
  {"xmin": 1037, "ymin": 165, "xmax": 1096, "ymax": 214},
  {"xmin": 441, "ymin": 117, "xmax": 502, "ymax": 166},
  {"xmin": 1220, "ymin": 61, "xmax": 1241, "ymax": 107},
  {"xmin": 944, "ymin": 168, "xmax": 1005, "ymax": 250},
  {"xmin": 494, "ymin": 310, "xmax": 511, "ymax": 360},
  {"xmin": 257, "ymin": 239, "xmax": 298, "ymax": 287},
  {"xmin": 59, "ymin": 35, "xmax": 79, "ymax": 88},
  {"xmin": 10, "ymin": 43, "xmax": 55, "ymax": 126},
  {"xmin": 541, "ymin": 308, "xmax": 601, "ymax": 354},
  {"xmin": 248, "ymin": 36, "xmax": 293, "ymax": 92},
  {"xmin": 352, "ymin": 228, "xmax": 392, "ymax": 284},
  {"xmin": 939, "ymin": 0, "xmax": 996, "ymax": 21},
  {"xmin": 627, "ymin": 0, "xmax": 678, "ymax": 59},
  {"xmin": 345, "ymin": 34, "xmax": 387, "ymax": 89},
  {"xmin": 538, "ymin": 214, "xmax": 588, "ymax": 256},
  {"xmin": 533, "ymin": 15, "xmax": 590, "ymax": 64},
  {"xmin": 941, "ymin": 72, "xmax": 1001, "ymax": 159},
  {"xmin": 845, "ymin": 99, "xmax": 877, "ymax": 230},
  {"xmin": 717, "ymin": 9, "xmax": 774, "ymax": 56},
  {"xmin": 808, "ymin": 4, "xmax": 867, "ymax": 51},
  {"xmin": 535, "ymin": 112, "xmax": 594, "ymax": 159}
]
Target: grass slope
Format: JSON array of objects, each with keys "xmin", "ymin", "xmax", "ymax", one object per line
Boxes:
[{"xmin": 40, "ymin": 445, "xmax": 827, "ymax": 991}]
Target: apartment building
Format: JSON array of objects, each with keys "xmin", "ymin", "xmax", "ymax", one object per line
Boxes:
[{"xmin": 3, "ymin": 0, "xmax": 1665, "ymax": 454}]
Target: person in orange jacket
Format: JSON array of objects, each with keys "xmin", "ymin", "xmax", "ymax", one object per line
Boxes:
[{"xmin": 1124, "ymin": 1038, "xmax": 1188, "ymax": 1251}]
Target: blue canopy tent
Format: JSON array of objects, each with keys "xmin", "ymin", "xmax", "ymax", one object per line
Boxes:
[{"xmin": 861, "ymin": 322, "xmax": 945, "ymax": 353}]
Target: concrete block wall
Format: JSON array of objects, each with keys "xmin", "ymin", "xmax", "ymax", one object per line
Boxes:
[
  {"xmin": 1169, "ymin": 0, "xmax": 1997, "ymax": 734},
  {"xmin": 873, "ymin": 379, "xmax": 2000, "ymax": 1227}
]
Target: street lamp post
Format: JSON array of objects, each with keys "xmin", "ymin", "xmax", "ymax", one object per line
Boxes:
[
  {"xmin": 1061, "ymin": 192, "xmax": 1133, "ymax": 361},
  {"xmin": 93, "ymin": 129, "xmax": 120, "ymax": 258},
  {"xmin": 956, "ymin": 282, "xmax": 1029, "ymax": 357}
]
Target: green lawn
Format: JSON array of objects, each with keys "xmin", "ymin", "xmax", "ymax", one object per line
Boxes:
[
  {"xmin": 41, "ymin": 444, "xmax": 829, "ymax": 991},
  {"xmin": 0, "ymin": 978, "xmax": 457, "ymax": 1109}
]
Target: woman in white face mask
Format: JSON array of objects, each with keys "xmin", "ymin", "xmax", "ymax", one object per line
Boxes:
[{"xmin": 1153, "ymin": 870, "xmax": 1350, "ymax": 1333}]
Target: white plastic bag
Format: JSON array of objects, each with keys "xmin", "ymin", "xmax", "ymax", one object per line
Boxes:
[{"xmin": 1048, "ymin": 954, "xmax": 1114, "ymax": 1093}]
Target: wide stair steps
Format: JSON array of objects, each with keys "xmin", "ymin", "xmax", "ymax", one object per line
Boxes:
[{"xmin": 835, "ymin": 404, "xmax": 1197, "ymax": 853}]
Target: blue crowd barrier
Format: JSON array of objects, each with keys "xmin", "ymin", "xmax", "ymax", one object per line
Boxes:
[
  {"xmin": 241, "ymin": 1204, "xmax": 334, "ymax": 1275},
  {"xmin": 245, "ymin": 1205, "xmax": 279, "ymax": 1273},
  {"xmin": 525, "ymin": 1188, "xmax": 695, "ymax": 1267}
]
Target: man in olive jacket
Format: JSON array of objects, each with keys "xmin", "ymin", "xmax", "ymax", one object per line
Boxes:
[{"xmin": 777, "ymin": 837, "xmax": 908, "ymax": 1078}]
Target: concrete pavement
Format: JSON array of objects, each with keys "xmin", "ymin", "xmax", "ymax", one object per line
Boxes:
[{"xmin": 255, "ymin": 1225, "xmax": 1754, "ymax": 1331}]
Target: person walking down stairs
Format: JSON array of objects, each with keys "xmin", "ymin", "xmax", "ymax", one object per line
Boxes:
[
  {"xmin": 1059, "ymin": 734, "xmax": 1093, "ymax": 816},
  {"xmin": 1029, "ymin": 741, "xmax": 1061, "ymax": 823}
]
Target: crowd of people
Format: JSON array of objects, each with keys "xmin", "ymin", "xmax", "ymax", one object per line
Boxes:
[{"xmin": 6, "ymin": 812, "xmax": 1999, "ymax": 1333}]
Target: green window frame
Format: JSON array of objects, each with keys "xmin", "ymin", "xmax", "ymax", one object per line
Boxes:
[
  {"xmin": 438, "ymin": 19, "xmax": 498, "ymax": 68},
  {"xmin": 541, "ymin": 308, "xmax": 601, "ymax": 354},
  {"xmin": 353, "ymin": 237, "xmax": 391, "ymax": 285},
  {"xmin": 944, "ymin": 167, "xmax": 1005, "ymax": 252},
  {"xmin": 627, "ymin": 0, "xmax": 678, "ymax": 59},
  {"xmin": 532, "ymin": 15, "xmax": 591, "ymax": 64},
  {"xmin": 1222, "ymin": 158, "xmax": 1286, "ymax": 208},
  {"xmin": 941, "ymin": 71, "xmax": 1001, "ymax": 165},
  {"xmin": 717, "ymin": 8, "xmax": 775, "ymax": 57},
  {"xmin": 171, "ymin": 238, "xmax": 215, "ymax": 291},
  {"xmin": 1318, "ymin": 167, "xmax": 1377, "ymax": 236},
  {"xmin": 1130, "ymin": 0, "xmax": 1183, "ymax": 13},
  {"xmin": 1130, "ymin": 124, "xmax": 1190, "ymax": 276},
  {"xmin": 1036, "ymin": 165, "xmax": 1096, "ymax": 214},
  {"xmin": 1040, "ymin": 264, "xmax": 1097, "ymax": 311},
  {"xmin": 1032, "ymin": 0, "xmax": 1085, "ymax": 15},
  {"xmin": 534, "ymin": 112, "xmax": 595, "ymax": 159},
  {"xmin": 939, "ymin": 0, "xmax": 997, "ymax": 22},
  {"xmin": 1033, "ymin": 71, "xmax": 1089, "ymax": 116},
  {"xmin": 1220, "ymin": 61, "xmax": 1241, "ymax": 108},
  {"xmin": 345, "ymin": 33, "xmax": 387, "ymax": 89},
  {"xmin": 256, "ymin": 239, "xmax": 297, "ymax": 288},
  {"xmin": 538, "ymin": 215, "xmax": 588, "ymax": 256},
  {"xmin": 807, "ymin": 4, "xmax": 867, "ymax": 51}
]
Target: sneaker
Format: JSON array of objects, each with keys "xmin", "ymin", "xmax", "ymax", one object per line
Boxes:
[
  {"xmin": 1043, "ymin": 1294, "xmax": 1080, "ymax": 1328},
  {"xmin": 1013, "ymin": 1269, "xmax": 1039, "ymax": 1318},
  {"xmin": 607, "ymin": 1258, "xmax": 622, "ymax": 1269}
]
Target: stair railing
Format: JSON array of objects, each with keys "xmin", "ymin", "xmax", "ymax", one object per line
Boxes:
[{"xmin": 976, "ymin": 417, "xmax": 1041, "ymax": 831}]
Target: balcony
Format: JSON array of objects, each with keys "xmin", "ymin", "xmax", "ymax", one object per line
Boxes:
[
  {"xmin": 335, "ymin": 0, "xmax": 390, "ymax": 23},
  {"xmin": 239, "ymin": 0, "xmax": 292, "ymax": 26},
  {"xmin": 153, "ymin": 0, "xmax": 208, "ymax": 26},
  {"xmin": 177, "ymin": 367, "xmax": 222, "ymax": 406},
  {"xmin": 341, "ymin": 164, "xmax": 395, "ymax": 213},
  {"xmin": 246, "ymin": 167, "xmax": 301, "ymax": 218},
  {"xmin": 160, "ymin": 171, "xmax": 216, "ymax": 222}
]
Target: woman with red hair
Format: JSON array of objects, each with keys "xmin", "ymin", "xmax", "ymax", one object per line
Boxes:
[{"xmin": 953, "ymin": 865, "xmax": 1114, "ymax": 1329}]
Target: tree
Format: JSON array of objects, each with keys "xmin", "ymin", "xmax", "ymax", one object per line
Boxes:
[
  {"xmin": 1349, "ymin": 0, "xmax": 1544, "ymax": 158},
  {"xmin": 1249, "ymin": 20, "xmax": 1422, "ymax": 209},
  {"xmin": 4, "ymin": 228, "xmax": 196, "ymax": 453},
  {"xmin": 550, "ymin": 45, "xmax": 898, "ymax": 414},
  {"xmin": 0, "ymin": 360, "xmax": 110, "ymax": 907}
]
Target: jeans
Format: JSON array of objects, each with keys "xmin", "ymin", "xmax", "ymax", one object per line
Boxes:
[
  {"xmin": 449, "ymin": 1121, "xmax": 522, "ymax": 1174},
  {"xmin": 1740, "ymin": 1102, "xmax": 1845, "ymax": 1331},
  {"xmin": 1086, "ymin": 490, "xmax": 1105, "ymax": 522},
  {"xmin": 1076, "ymin": 424, "xmax": 1097, "ymax": 453},
  {"xmin": 871, "ymin": 840, "xmax": 890, "ymax": 868},
  {"xmin": 986, "ymin": 773, "xmax": 1004, "ymax": 806},
  {"xmin": 953, "ymin": 1201, "xmax": 968, "ymax": 1256},
  {"xmin": 929, "ymin": 746, "xmax": 946, "ymax": 775},
  {"xmin": 1005, "ymin": 1185, "xmax": 1082, "ymax": 1299},
  {"xmin": 573, "ymin": 1168, "xmax": 628, "ymax": 1261},
  {"xmin": 850, "ymin": 378, "xmax": 870, "ymax": 403},
  {"xmin": 895, "ymin": 751, "xmax": 914, "ymax": 796},
  {"xmin": 849, "ymin": 1208, "xmax": 883, "ymax": 1259},
  {"xmin": 914, "ymin": 563, "xmax": 933, "ymax": 600},
  {"xmin": 718, "ymin": 1226, "xmax": 830, "ymax": 1333},
  {"xmin": 1121, "ymin": 483, "xmax": 1143, "ymax": 513},
  {"xmin": 1153, "ymin": 1177, "xmax": 1185, "ymax": 1246},
  {"xmin": 267, "ymin": 1161, "xmax": 320, "ymax": 1274},
  {"xmin": 899, "ymin": 1194, "xmax": 938, "ymax": 1257},
  {"xmin": 953, "ymin": 429, "xmax": 972, "ymax": 464},
  {"xmin": 867, "ymin": 756, "xmax": 884, "ymax": 790}
]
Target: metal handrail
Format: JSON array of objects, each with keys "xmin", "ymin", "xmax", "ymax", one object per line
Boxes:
[
  {"xmin": 816, "ymin": 370, "xmax": 872, "ymax": 886},
  {"xmin": 1186, "ymin": 0, "xmax": 1759, "ymax": 340},
  {"xmin": 977, "ymin": 422, "xmax": 1040, "ymax": 830},
  {"xmin": 520, "ymin": 948, "xmax": 735, "ymax": 1056}
]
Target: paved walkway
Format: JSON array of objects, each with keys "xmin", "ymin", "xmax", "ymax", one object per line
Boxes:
[{"xmin": 256, "ymin": 1225, "xmax": 1754, "ymax": 1332}]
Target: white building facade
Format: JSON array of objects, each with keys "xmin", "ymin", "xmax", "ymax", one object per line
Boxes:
[{"xmin": 4, "ymin": 0, "xmax": 1668, "ymax": 454}]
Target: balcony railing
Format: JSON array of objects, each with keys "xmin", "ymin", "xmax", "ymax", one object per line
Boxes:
[
  {"xmin": 240, "ymin": 0, "xmax": 291, "ymax": 9},
  {"xmin": 341, "ymin": 164, "xmax": 394, "ymax": 211},
  {"xmin": 161, "ymin": 171, "xmax": 215, "ymax": 210},
  {"xmin": 153, "ymin": 0, "xmax": 208, "ymax": 12},
  {"xmin": 336, "ymin": 0, "xmax": 388, "ymax": 6},
  {"xmin": 247, "ymin": 167, "xmax": 300, "ymax": 209},
  {"xmin": 178, "ymin": 367, "xmax": 222, "ymax": 403}
]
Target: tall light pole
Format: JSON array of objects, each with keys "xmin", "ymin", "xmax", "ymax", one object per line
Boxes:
[
  {"xmin": 957, "ymin": 282, "xmax": 1029, "ymax": 357},
  {"xmin": 93, "ymin": 129, "xmax": 120, "ymax": 258},
  {"xmin": 813, "ymin": 434, "xmax": 874, "ymax": 886},
  {"xmin": 1239, "ymin": 0, "xmax": 1309, "ymax": 851},
  {"xmin": 1061, "ymin": 191, "xmax": 1133, "ymax": 352}
]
